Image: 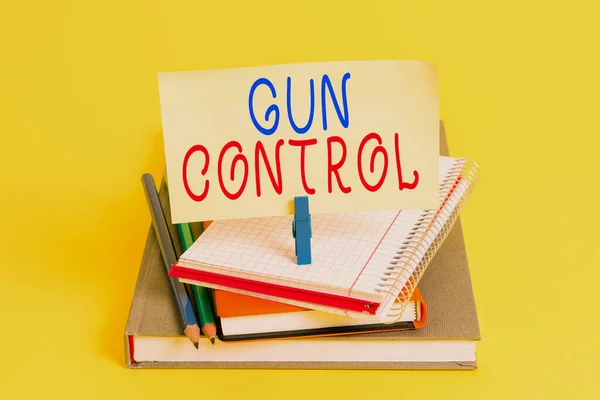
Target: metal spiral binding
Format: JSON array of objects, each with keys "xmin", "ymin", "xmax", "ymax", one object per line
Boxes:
[{"xmin": 376, "ymin": 158, "xmax": 480, "ymax": 323}]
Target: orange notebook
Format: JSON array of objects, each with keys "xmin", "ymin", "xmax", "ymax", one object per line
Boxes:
[{"xmin": 212, "ymin": 286, "xmax": 427, "ymax": 342}]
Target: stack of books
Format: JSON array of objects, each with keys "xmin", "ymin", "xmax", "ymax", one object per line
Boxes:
[{"xmin": 124, "ymin": 121, "xmax": 481, "ymax": 370}]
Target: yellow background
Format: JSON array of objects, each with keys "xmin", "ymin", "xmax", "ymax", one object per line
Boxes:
[{"xmin": 1, "ymin": 0, "xmax": 598, "ymax": 398}]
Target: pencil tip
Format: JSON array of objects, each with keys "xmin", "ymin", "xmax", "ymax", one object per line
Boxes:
[
  {"xmin": 194, "ymin": 342, "xmax": 199, "ymax": 349},
  {"xmin": 210, "ymin": 338, "xmax": 215, "ymax": 345}
]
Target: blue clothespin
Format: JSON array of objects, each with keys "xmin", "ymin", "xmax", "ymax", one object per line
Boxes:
[{"xmin": 292, "ymin": 196, "xmax": 312, "ymax": 265}]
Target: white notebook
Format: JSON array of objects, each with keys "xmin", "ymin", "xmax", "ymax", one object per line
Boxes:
[
  {"xmin": 171, "ymin": 156, "xmax": 479, "ymax": 322},
  {"xmin": 219, "ymin": 299, "xmax": 419, "ymax": 337}
]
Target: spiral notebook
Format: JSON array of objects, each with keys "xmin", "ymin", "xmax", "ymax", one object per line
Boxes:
[{"xmin": 170, "ymin": 156, "xmax": 479, "ymax": 323}]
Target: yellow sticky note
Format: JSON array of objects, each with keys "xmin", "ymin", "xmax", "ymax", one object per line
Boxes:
[{"xmin": 158, "ymin": 61, "xmax": 439, "ymax": 223}]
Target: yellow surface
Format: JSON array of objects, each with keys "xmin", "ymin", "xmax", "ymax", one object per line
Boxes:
[{"xmin": 1, "ymin": 1, "xmax": 598, "ymax": 398}]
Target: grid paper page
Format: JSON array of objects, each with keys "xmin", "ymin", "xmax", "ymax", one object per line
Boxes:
[
  {"xmin": 180, "ymin": 157, "xmax": 458, "ymax": 301},
  {"xmin": 350, "ymin": 156, "xmax": 462, "ymax": 296}
]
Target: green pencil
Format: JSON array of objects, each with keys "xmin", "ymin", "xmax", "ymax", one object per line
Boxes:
[
  {"xmin": 162, "ymin": 172, "xmax": 217, "ymax": 344},
  {"xmin": 176, "ymin": 222, "xmax": 217, "ymax": 344}
]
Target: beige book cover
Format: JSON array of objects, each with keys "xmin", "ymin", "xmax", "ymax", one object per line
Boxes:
[{"xmin": 124, "ymin": 121, "xmax": 480, "ymax": 369}]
